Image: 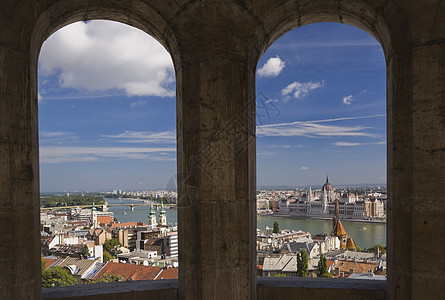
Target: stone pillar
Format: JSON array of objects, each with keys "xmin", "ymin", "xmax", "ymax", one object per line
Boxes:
[
  {"xmin": 176, "ymin": 58, "xmax": 256, "ymax": 299},
  {"xmin": 409, "ymin": 37, "xmax": 445, "ymax": 299},
  {"xmin": 0, "ymin": 32, "xmax": 41, "ymax": 300},
  {"xmin": 172, "ymin": 4, "xmax": 258, "ymax": 299},
  {"xmin": 386, "ymin": 2, "xmax": 445, "ymax": 298}
]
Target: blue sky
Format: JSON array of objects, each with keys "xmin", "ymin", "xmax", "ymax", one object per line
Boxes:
[{"xmin": 38, "ymin": 21, "xmax": 386, "ymax": 192}]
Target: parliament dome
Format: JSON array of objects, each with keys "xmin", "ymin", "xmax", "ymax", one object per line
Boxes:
[{"xmin": 322, "ymin": 176, "xmax": 333, "ymax": 192}]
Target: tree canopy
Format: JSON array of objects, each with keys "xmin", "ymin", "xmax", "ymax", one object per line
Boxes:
[
  {"xmin": 42, "ymin": 261, "xmax": 77, "ymax": 288},
  {"xmin": 103, "ymin": 238, "xmax": 122, "ymax": 253},
  {"xmin": 81, "ymin": 245, "xmax": 90, "ymax": 258},
  {"xmin": 85, "ymin": 273, "xmax": 123, "ymax": 284},
  {"xmin": 366, "ymin": 244, "xmax": 386, "ymax": 254},
  {"xmin": 317, "ymin": 254, "xmax": 332, "ymax": 277},
  {"xmin": 40, "ymin": 194, "xmax": 105, "ymax": 208},
  {"xmin": 272, "ymin": 221, "xmax": 280, "ymax": 234},
  {"xmin": 103, "ymin": 250, "xmax": 114, "ymax": 263},
  {"xmin": 297, "ymin": 250, "xmax": 309, "ymax": 277}
]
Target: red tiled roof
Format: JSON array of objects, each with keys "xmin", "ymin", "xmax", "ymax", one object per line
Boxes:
[
  {"xmin": 110, "ymin": 222, "xmax": 147, "ymax": 229},
  {"xmin": 94, "ymin": 262, "xmax": 162, "ymax": 281},
  {"xmin": 333, "ymin": 220, "xmax": 348, "ymax": 236},
  {"xmin": 156, "ymin": 268, "xmax": 178, "ymax": 280},
  {"xmin": 97, "ymin": 216, "xmax": 113, "ymax": 226},
  {"xmin": 346, "ymin": 236, "xmax": 356, "ymax": 250},
  {"xmin": 41, "ymin": 236, "xmax": 55, "ymax": 245},
  {"xmin": 145, "ymin": 237, "xmax": 163, "ymax": 246},
  {"xmin": 42, "ymin": 258, "xmax": 57, "ymax": 269},
  {"xmin": 333, "ymin": 260, "xmax": 377, "ymax": 274},
  {"xmin": 326, "ymin": 260, "xmax": 334, "ymax": 269}
]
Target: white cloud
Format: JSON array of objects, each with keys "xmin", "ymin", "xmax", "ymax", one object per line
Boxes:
[
  {"xmin": 39, "ymin": 20, "xmax": 175, "ymax": 97},
  {"xmin": 333, "ymin": 141, "xmax": 387, "ymax": 147},
  {"xmin": 257, "ymin": 114, "xmax": 385, "ymax": 138},
  {"xmin": 343, "ymin": 94, "xmax": 353, "ymax": 104},
  {"xmin": 40, "ymin": 146, "xmax": 176, "ymax": 163},
  {"xmin": 333, "ymin": 142, "xmax": 363, "ymax": 146},
  {"xmin": 257, "ymin": 56, "xmax": 285, "ymax": 78},
  {"xmin": 281, "ymin": 81, "xmax": 324, "ymax": 99},
  {"xmin": 39, "ymin": 131, "xmax": 78, "ymax": 144},
  {"xmin": 40, "ymin": 131, "xmax": 74, "ymax": 138},
  {"xmin": 307, "ymin": 114, "xmax": 385, "ymax": 123},
  {"xmin": 257, "ymin": 122, "xmax": 373, "ymax": 138},
  {"xmin": 301, "ymin": 166, "xmax": 310, "ymax": 170},
  {"xmin": 102, "ymin": 130, "xmax": 176, "ymax": 144},
  {"xmin": 130, "ymin": 100, "xmax": 147, "ymax": 108}
]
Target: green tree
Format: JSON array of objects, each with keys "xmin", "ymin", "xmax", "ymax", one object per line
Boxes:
[
  {"xmin": 103, "ymin": 238, "xmax": 122, "ymax": 253},
  {"xmin": 40, "ymin": 194, "xmax": 105, "ymax": 208},
  {"xmin": 95, "ymin": 273, "xmax": 124, "ymax": 283},
  {"xmin": 85, "ymin": 273, "xmax": 123, "ymax": 284},
  {"xmin": 82, "ymin": 245, "xmax": 90, "ymax": 258},
  {"xmin": 42, "ymin": 265, "xmax": 77, "ymax": 288},
  {"xmin": 317, "ymin": 254, "xmax": 332, "ymax": 277},
  {"xmin": 366, "ymin": 244, "xmax": 386, "ymax": 254},
  {"xmin": 272, "ymin": 221, "xmax": 280, "ymax": 234},
  {"xmin": 297, "ymin": 250, "xmax": 309, "ymax": 277},
  {"xmin": 103, "ymin": 250, "xmax": 113, "ymax": 263}
]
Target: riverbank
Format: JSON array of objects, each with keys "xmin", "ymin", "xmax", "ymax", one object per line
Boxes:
[
  {"xmin": 257, "ymin": 215, "xmax": 386, "ymax": 248},
  {"xmin": 270, "ymin": 213, "xmax": 386, "ymax": 224}
]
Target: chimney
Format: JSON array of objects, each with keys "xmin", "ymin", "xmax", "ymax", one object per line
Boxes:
[{"xmin": 335, "ymin": 267, "xmax": 340, "ymax": 276}]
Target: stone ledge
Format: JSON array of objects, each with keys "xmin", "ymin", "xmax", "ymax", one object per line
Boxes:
[
  {"xmin": 257, "ymin": 277, "xmax": 386, "ymax": 300},
  {"xmin": 42, "ymin": 279, "xmax": 179, "ymax": 299},
  {"xmin": 257, "ymin": 276, "xmax": 386, "ymax": 290},
  {"xmin": 42, "ymin": 277, "xmax": 386, "ymax": 300}
]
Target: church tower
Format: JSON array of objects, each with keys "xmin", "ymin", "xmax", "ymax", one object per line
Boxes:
[
  {"xmin": 332, "ymin": 199, "xmax": 356, "ymax": 250},
  {"xmin": 159, "ymin": 200, "xmax": 167, "ymax": 226},
  {"xmin": 91, "ymin": 202, "xmax": 98, "ymax": 228},
  {"xmin": 148, "ymin": 203, "xmax": 157, "ymax": 228}
]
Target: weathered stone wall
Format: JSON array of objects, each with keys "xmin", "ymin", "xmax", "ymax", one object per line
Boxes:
[
  {"xmin": 42, "ymin": 280, "xmax": 177, "ymax": 300},
  {"xmin": 0, "ymin": 0, "xmax": 444, "ymax": 299}
]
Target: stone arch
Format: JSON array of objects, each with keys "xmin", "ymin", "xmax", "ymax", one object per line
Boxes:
[
  {"xmin": 21, "ymin": 1, "xmax": 181, "ymax": 298},
  {"xmin": 31, "ymin": 0, "xmax": 181, "ymax": 69},
  {"xmin": 250, "ymin": 1, "xmax": 412, "ymax": 298}
]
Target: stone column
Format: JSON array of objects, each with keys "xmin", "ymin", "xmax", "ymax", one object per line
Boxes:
[
  {"xmin": 0, "ymin": 28, "xmax": 41, "ymax": 300},
  {"xmin": 386, "ymin": 2, "xmax": 445, "ymax": 298},
  {"xmin": 172, "ymin": 4, "xmax": 259, "ymax": 299},
  {"xmin": 409, "ymin": 35, "xmax": 445, "ymax": 299},
  {"xmin": 176, "ymin": 56, "xmax": 256, "ymax": 300}
]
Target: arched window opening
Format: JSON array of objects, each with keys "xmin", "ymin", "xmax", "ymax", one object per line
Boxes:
[
  {"xmin": 256, "ymin": 23, "xmax": 387, "ymax": 280},
  {"xmin": 39, "ymin": 20, "xmax": 179, "ymax": 287}
]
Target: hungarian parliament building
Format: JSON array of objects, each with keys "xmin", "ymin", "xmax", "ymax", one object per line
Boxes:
[{"xmin": 265, "ymin": 177, "xmax": 386, "ymax": 221}]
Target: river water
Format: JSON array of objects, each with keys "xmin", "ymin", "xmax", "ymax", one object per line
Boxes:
[{"xmin": 107, "ymin": 198, "xmax": 386, "ymax": 249}]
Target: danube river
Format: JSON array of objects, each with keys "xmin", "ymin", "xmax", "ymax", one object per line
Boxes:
[{"xmin": 107, "ymin": 198, "xmax": 386, "ymax": 249}]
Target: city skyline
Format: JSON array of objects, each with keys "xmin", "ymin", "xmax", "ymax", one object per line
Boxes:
[{"xmin": 38, "ymin": 20, "xmax": 386, "ymax": 192}]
